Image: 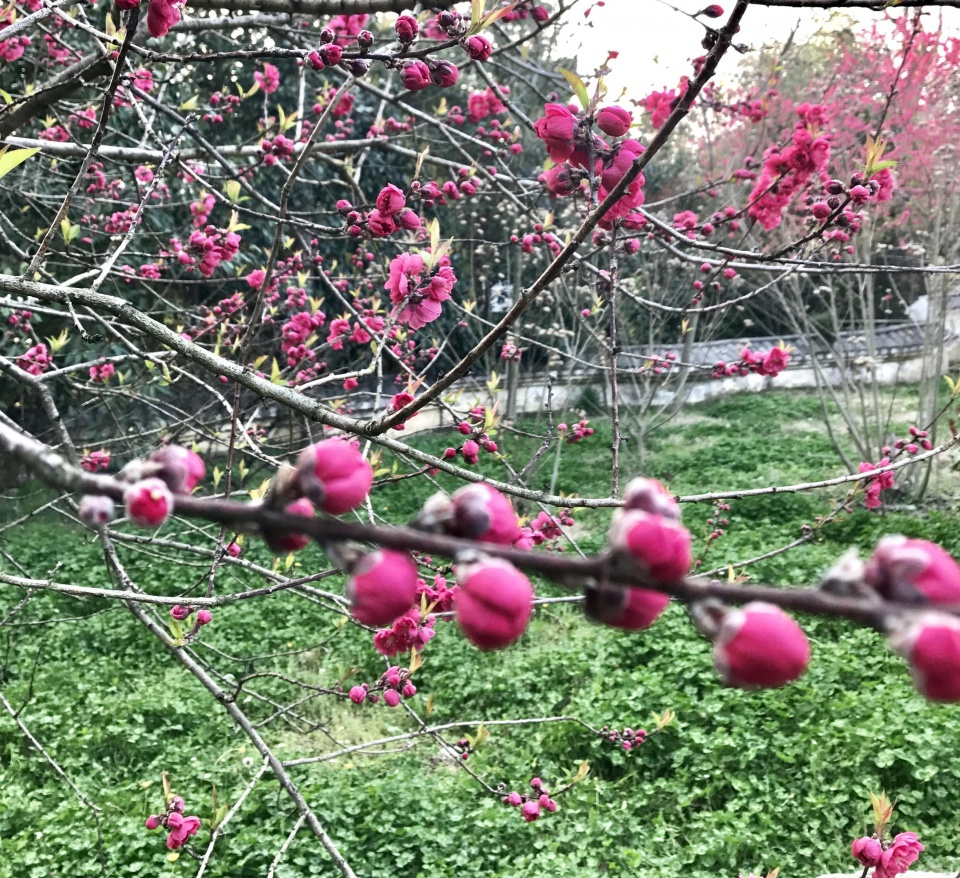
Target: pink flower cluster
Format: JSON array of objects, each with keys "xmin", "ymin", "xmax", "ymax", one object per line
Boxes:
[
  {"xmin": 859, "ymin": 458, "xmax": 895, "ymax": 510},
  {"xmin": 501, "ymin": 777, "xmax": 558, "ymax": 824},
  {"xmin": 282, "ymin": 310, "xmax": 326, "ymax": 367},
  {"xmin": 711, "ymin": 345, "xmax": 790, "ymax": 379},
  {"xmin": 500, "ymin": 1, "xmax": 550, "ymax": 22},
  {"xmin": 80, "ymin": 449, "xmax": 111, "ymax": 472},
  {"xmin": 171, "ymin": 226, "xmax": 242, "ymax": 277},
  {"xmin": 384, "ymin": 252, "xmax": 457, "ymax": 330},
  {"xmin": 747, "ymin": 104, "xmax": 832, "ymax": 230},
  {"xmin": 515, "ymin": 510, "xmax": 575, "ymax": 551},
  {"xmin": 535, "ymin": 102, "xmax": 646, "ymax": 229},
  {"xmin": 171, "ymin": 604, "xmax": 212, "ymax": 626},
  {"xmin": 144, "ymin": 796, "xmax": 200, "ymax": 850},
  {"xmin": 557, "ymin": 418, "xmax": 594, "ymax": 444},
  {"xmin": 601, "ymin": 725, "xmax": 648, "ymax": 752},
  {"xmin": 0, "ymin": 9, "xmax": 31, "ymax": 62},
  {"xmin": 16, "ymin": 343, "xmax": 52, "ymax": 375},
  {"xmin": 373, "ymin": 607, "xmax": 437, "ymax": 656},
  {"xmin": 852, "ymin": 832, "xmax": 923, "ymax": 878},
  {"xmin": 348, "ymin": 665, "xmax": 417, "ymax": 708},
  {"xmin": 89, "ymin": 362, "xmax": 116, "ymax": 384},
  {"xmin": 466, "ymin": 87, "xmax": 508, "ymax": 123}
]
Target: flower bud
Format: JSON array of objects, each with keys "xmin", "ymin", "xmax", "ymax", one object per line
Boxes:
[
  {"xmin": 196, "ymin": 609, "xmax": 212, "ymax": 625},
  {"xmin": 125, "ymin": 478, "xmax": 173, "ymax": 528},
  {"xmin": 79, "ymin": 494, "xmax": 116, "ymax": 527},
  {"xmin": 318, "ymin": 44, "xmax": 342, "ymax": 65},
  {"xmin": 851, "ymin": 837, "xmax": 882, "ymax": 867},
  {"xmin": 148, "ymin": 445, "xmax": 206, "ymax": 494},
  {"xmin": 294, "ymin": 438, "xmax": 373, "ymax": 515},
  {"xmin": 430, "ymin": 61, "xmax": 460, "ymax": 89},
  {"xmin": 421, "ymin": 483, "xmax": 521, "ymax": 545},
  {"xmin": 400, "ymin": 60, "xmax": 431, "ymax": 92},
  {"xmin": 609, "ymin": 509, "xmax": 691, "ymax": 583},
  {"xmin": 347, "ymin": 550, "xmax": 419, "ymax": 626},
  {"xmin": 584, "ymin": 584, "xmax": 670, "ymax": 630},
  {"xmin": 348, "ymin": 685, "xmax": 366, "ymax": 704},
  {"xmin": 521, "ymin": 800, "xmax": 541, "ymax": 822},
  {"xmin": 263, "ymin": 497, "xmax": 315, "ymax": 554},
  {"xmin": 383, "ymin": 689, "xmax": 401, "ymax": 707},
  {"xmin": 889, "ymin": 612, "xmax": 960, "ymax": 701},
  {"xmin": 701, "ymin": 4, "xmax": 723, "ymax": 16},
  {"xmin": 621, "ymin": 477, "xmax": 680, "ymax": 520},
  {"xmin": 864, "ymin": 536, "xmax": 960, "ymax": 604},
  {"xmin": 145, "ymin": 815, "xmax": 161, "ymax": 830},
  {"xmin": 713, "ymin": 602, "xmax": 810, "ymax": 689},
  {"xmin": 395, "ymin": 14, "xmax": 418, "ymax": 43},
  {"xmin": 402, "ymin": 681, "xmax": 417, "ymax": 698},
  {"xmin": 463, "ymin": 35, "xmax": 493, "ymax": 61},
  {"xmin": 596, "ymin": 106, "xmax": 632, "ymax": 137},
  {"xmin": 455, "ymin": 556, "xmax": 533, "ymax": 650}
]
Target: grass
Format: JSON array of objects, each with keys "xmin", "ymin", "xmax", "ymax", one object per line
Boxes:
[{"xmin": 1, "ymin": 389, "xmax": 960, "ymax": 878}]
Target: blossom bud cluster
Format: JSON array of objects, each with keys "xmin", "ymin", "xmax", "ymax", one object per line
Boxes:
[
  {"xmin": 144, "ymin": 795, "xmax": 201, "ymax": 851},
  {"xmin": 535, "ymin": 101, "xmax": 646, "ymax": 230},
  {"xmin": 711, "ymin": 344, "xmax": 790, "ymax": 379},
  {"xmin": 601, "ymin": 725, "xmax": 648, "ymax": 752},
  {"xmin": 348, "ymin": 665, "xmax": 417, "ymax": 707},
  {"xmin": 851, "ymin": 832, "xmax": 923, "ymax": 878},
  {"xmin": 500, "ymin": 777, "xmax": 558, "ymax": 823}
]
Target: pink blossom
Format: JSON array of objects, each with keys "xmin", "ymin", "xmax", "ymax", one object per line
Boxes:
[
  {"xmin": 375, "ymin": 183, "xmax": 405, "ymax": 217},
  {"xmin": 254, "ymin": 63, "xmax": 280, "ymax": 94},
  {"xmin": 533, "ymin": 103, "xmax": 578, "ymax": 163},
  {"xmin": 124, "ymin": 478, "xmax": 174, "ymax": 528},
  {"xmin": 596, "ymin": 105, "xmax": 632, "ymax": 137},
  {"xmin": 294, "ymin": 438, "xmax": 373, "ymax": 515},
  {"xmin": 875, "ymin": 832, "xmax": 924, "ymax": 878},
  {"xmin": 263, "ymin": 498, "xmax": 315, "ymax": 554},
  {"xmin": 609, "ymin": 509, "xmax": 692, "ymax": 583},
  {"xmin": 146, "ymin": 0, "xmax": 181, "ymax": 38},
  {"xmin": 165, "ymin": 813, "xmax": 201, "ymax": 850},
  {"xmin": 89, "ymin": 362, "xmax": 116, "ymax": 383},
  {"xmin": 890, "ymin": 612, "xmax": 960, "ymax": 702},
  {"xmin": 348, "ymin": 550, "xmax": 419, "ymax": 626},
  {"xmin": 865, "ymin": 536, "xmax": 960, "ymax": 604},
  {"xmin": 384, "ymin": 253, "xmax": 424, "ymax": 305},
  {"xmin": 148, "ymin": 445, "xmax": 206, "ymax": 495},
  {"xmin": 851, "ymin": 836, "xmax": 882, "ymax": 867},
  {"xmin": 401, "ymin": 60, "xmax": 431, "ymax": 91},
  {"xmin": 714, "ymin": 602, "xmax": 811, "ymax": 689},
  {"xmin": 455, "ymin": 556, "xmax": 533, "ymax": 650},
  {"xmin": 80, "ymin": 450, "xmax": 111, "ymax": 472}
]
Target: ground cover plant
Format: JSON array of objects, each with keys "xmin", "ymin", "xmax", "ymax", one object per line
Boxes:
[
  {"xmin": 4, "ymin": 0, "xmax": 960, "ymax": 875},
  {"xmin": 4, "ymin": 392, "xmax": 960, "ymax": 878}
]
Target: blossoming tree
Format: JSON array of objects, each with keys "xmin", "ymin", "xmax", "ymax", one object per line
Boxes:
[{"xmin": 2, "ymin": 0, "xmax": 960, "ymax": 874}]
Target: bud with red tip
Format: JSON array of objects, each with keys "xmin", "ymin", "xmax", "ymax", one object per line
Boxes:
[
  {"xmin": 455, "ymin": 556, "xmax": 533, "ymax": 650},
  {"xmin": 294, "ymin": 438, "xmax": 373, "ymax": 515},
  {"xmin": 263, "ymin": 498, "xmax": 315, "ymax": 553},
  {"xmin": 584, "ymin": 583, "xmax": 670, "ymax": 631},
  {"xmin": 346, "ymin": 550, "xmax": 419, "ymax": 626},
  {"xmin": 395, "ymin": 14, "xmax": 418, "ymax": 43},
  {"xmin": 864, "ymin": 536, "xmax": 960, "ymax": 604},
  {"xmin": 713, "ymin": 602, "xmax": 811, "ymax": 689},
  {"xmin": 349, "ymin": 685, "xmax": 366, "ymax": 704},
  {"xmin": 420, "ymin": 483, "xmax": 521, "ymax": 545},
  {"xmin": 125, "ymin": 478, "xmax": 173, "ymax": 528},
  {"xmin": 145, "ymin": 815, "xmax": 161, "ymax": 830},
  {"xmin": 701, "ymin": 4, "xmax": 723, "ymax": 17},
  {"xmin": 609, "ymin": 509, "xmax": 692, "ymax": 583},
  {"xmin": 79, "ymin": 494, "xmax": 116, "ymax": 527},
  {"xmin": 148, "ymin": 445, "xmax": 205, "ymax": 494},
  {"xmin": 889, "ymin": 612, "xmax": 960, "ymax": 701},
  {"xmin": 596, "ymin": 106, "xmax": 632, "ymax": 137},
  {"xmin": 196, "ymin": 609, "xmax": 212, "ymax": 625}
]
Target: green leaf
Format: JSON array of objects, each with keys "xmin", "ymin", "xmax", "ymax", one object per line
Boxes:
[
  {"xmin": 558, "ymin": 67, "xmax": 590, "ymax": 112},
  {"xmin": 0, "ymin": 146, "xmax": 40, "ymax": 181}
]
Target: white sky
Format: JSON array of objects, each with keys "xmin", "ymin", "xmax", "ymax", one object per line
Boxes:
[{"xmin": 561, "ymin": 1, "xmax": 903, "ymax": 96}]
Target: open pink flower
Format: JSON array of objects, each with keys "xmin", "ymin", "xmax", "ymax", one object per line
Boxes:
[
  {"xmin": 145, "ymin": 0, "xmax": 181, "ymax": 38},
  {"xmin": 254, "ymin": 63, "xmax": 280, "ymax": 94},
  {"xmin": 875, "ymin": 832, "xmax": 924, "ymax": 878},
  {"xmin": 533, "ymin": 103, "xmax": 578, "ymax": 163}
]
